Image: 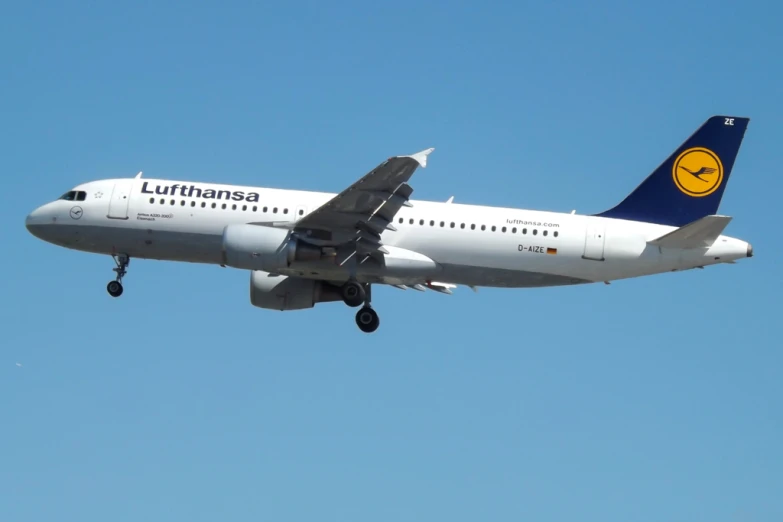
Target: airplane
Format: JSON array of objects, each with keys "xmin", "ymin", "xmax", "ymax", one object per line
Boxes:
[{"xmin": 25, "ymin": 115, "xmax": 753, "ymax": 333}]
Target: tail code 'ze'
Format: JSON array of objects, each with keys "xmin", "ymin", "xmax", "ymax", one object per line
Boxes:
[{"xmin": 595, "ymin": 115, "xmax": 750, "ymax": 227}]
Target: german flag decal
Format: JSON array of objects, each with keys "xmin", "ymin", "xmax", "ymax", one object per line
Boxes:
[{"xmin": 546, "ymin": 247, "xmax": 557, "ymax": 255}]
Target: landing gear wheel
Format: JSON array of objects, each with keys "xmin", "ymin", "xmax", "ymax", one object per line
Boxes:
[
  {"xmin": 108, "ymin": 254, "xmax": 130, "ymax": 298},
  {"xmin": 341, "ymin": 281, "xmax": 366, "ymax": 307},
  {"xmin": 107, "ymin": 280, "xmax": 124, "ymax": 297},
  {"xmin": 355, "ymin": 306, "xmax": 380, "ymax": 333}
]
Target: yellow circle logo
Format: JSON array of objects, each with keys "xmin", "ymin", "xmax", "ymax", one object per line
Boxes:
[{"xmin": 672, "ymin": 147, "xmax": 724, "ymax": 197}]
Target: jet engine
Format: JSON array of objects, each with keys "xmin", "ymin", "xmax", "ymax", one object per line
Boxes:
[
  {"xmin": 250, "ymin": 270, "xmax": 342, "ymax": 310},
  {"xmin": 222, "ymin": 223, "xmax": 327, "ymax": 272}
]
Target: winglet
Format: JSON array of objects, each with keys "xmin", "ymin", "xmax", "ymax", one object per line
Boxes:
[
  {"xmin": 408, "ymin": 148, "xmax": 435, "ymax": 168},
  {"xmin": 648, "ymin": 214, "xmax": 733, "ymax": 249}
]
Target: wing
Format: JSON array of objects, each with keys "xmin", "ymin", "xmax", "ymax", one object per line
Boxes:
[{"xmin": 293, "ymin": 148, "xmax": 434, "ymax": 265}]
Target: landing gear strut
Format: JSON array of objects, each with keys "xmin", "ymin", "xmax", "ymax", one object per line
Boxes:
[
  {"xmin": 353, "ymin": 284, "xmax": 379, "ymax": 333},
  {"xmin": 107, "ymin": 254, "xmax": 129, "ymax": 298}
]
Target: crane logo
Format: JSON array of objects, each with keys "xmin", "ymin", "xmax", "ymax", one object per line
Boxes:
[{"xmin": 672, "ymin": 147, "xmax": 724, "ymax": 197}]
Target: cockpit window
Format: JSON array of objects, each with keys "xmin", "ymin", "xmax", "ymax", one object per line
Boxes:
[{"xmin": 60, "ymin": 191, "xmax": 87, "ymax": 201}]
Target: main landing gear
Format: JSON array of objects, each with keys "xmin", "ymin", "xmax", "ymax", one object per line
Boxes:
[
  {"xmin": 107, "ymin": 254, "xmax": 129, "ymax": 298},
  {"xmin": 340, "ymin": 280, "xmax": 379, "ymax": 333},
  {"xmin": 355, "ymin": 306, "xmax": 379, "ymax": 334}
]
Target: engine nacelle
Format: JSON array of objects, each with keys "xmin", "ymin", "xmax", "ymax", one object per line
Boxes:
[
  {"xmin": 250, "ymin": 270, "xmax": 342, "ymax": 311},
  {"xmin": 222, "ymin": 223, "xmax": 325, "ymax": 272}
]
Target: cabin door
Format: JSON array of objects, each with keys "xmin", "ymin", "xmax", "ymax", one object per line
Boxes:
[
  {"xmin": 107, "ymin": 180, "xmax": 133, "ymax": 219},
  {"xmin": 582, "ymin": 225, "xmax": 606, "ymax": 261}
]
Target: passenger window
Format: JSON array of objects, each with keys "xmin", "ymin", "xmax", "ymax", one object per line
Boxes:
[
  {"xmin": 460, "ymin": 223, "xmax": 465, "ymax": 229},
  {"xmin": 399, "ymin": 218, "xmax": 404, "ymax": 224},
  {"xmin": 273, "ymin": 207, "xmax": 278, "ymax": 213},
  {"xmin": 299, "ymin": 209, "xmax": 304, "ymax": 216},
  {"xmin": 409, "ymin": 219, "xmax": 414, "ymax": 224},
  {"xmin": 554, "ymin": 231, "xmax": 559, "ymax": 237},
  {"xmin": 263, "ymin": 206, "xmax": 268, "ymax": 213},
  {"xmin": 512, "ymin": 227, "xmax": 517, "ymax": 233},
  {"xmin": 181, "ymin": 200, "xmax": 186, "ymax": 206},
  {"xmin": 491, "ymin": 226, "xmax": 496, "ymax": 232},
  {"xmin": 232, "ymin": 204, "xmax": 237, "ymax": 210},
  {"xmin": 159, "ymin": 198, "xmax": 165, "ymax": 204},
  {"xmin": 533, "ymin": 229, "xmax": 538, "ymax": 235},
  {"xmin": 430, "ymin": 220, "xmax": 434, "ymax": 226},
  {"xmin": 543, "ymin": 230, "xmax": 548, "ymax": 236},
  {"xmin": 201, "ymin": 202, "xmax": 206, "ymax": 208},
  {"xmin": 283, "ymin": 208, "xmax": 288, "ymax": 214},
  {"xmin": 242, "ymin": 205, "xmax": 247, "ymax": 211},
  {"xmin": 149, "ymin": 197, "xmax": 154, "ymax": 204},
  {"xmin": 419, "ymin": 219, "xmax": 424, "ymax": 225},
  {"xmin": 522, "ymin": 228, "xmax": 527, "ymax": 234},
  {"xmin": 471, "ymin": 224, "xmax": 476, "ymax": 230},
  {"xmin": 191, "ymin": 201, "xmax": 196, "ymax": 207},
  {"xmin": 450, "ymin": 222, "xmax": 455, "ymax": 228},
  {"xmin": 501, "ymin": 227, "xmax": 506, "ymax": 233},
  {"xmin": 440, "ymin": 221, "xmax": 444, "ymax": 227},
  {"xmin": 252, "ymin": 206, "xmax": 257, "ymax": 212},
  {"xmin": 481, "ymin": 225, "xmax": 486, "ymax": 231},
  {"xmin": 170, "ymin": 199, "xmax": 175, "ymax": 205},
  {"xmin": 211, "ymin": 203, "xmax": 216, "ymax": 209}
]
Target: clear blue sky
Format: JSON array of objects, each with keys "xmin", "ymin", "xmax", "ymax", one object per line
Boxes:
[{"xmin": 2, "ymin": 2, "xmax": 781, "ymax": 521}]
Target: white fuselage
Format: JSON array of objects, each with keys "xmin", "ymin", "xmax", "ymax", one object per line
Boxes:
[{"xmin": 25, "ymin": 177, "xmax": 752, "ymax": 288}]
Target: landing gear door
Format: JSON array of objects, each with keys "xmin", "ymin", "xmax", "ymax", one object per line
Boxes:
[
  {"xmin": 582, "ymin": 224, "xmax": 606, "ymax": 261},
  {"xmin": 107, "ymin": 180, "xmax": 133, "ymax": 219}
]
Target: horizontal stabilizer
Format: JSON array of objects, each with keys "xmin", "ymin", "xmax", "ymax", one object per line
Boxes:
[{"xmin": 648, "ymin": 215, "xmax": 732, "ymax": 249}]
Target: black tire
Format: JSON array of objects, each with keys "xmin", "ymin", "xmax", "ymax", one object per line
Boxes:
[
  {"xmin": 107, "ymin": 280, "xmax": 123, "ymax": 297},
  {"xmin": 355, "ymin": 306, "xmax": 379, "ymax": 333},
  {"xmin": 341, "ymin": 281, "xmax": 365, "ymax": 307}
]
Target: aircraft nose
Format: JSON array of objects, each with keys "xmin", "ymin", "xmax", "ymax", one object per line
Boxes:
[
  {"xmin": 25, "ymin": 205, "xmax": 51, "ymax": 238},
  {"xmin": 26, "ymin": 208, "xmax": 38, "ymax": 230}
]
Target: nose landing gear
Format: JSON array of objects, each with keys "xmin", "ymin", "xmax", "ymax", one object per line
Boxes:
[{"xmin": 107, "ymin": 254, "xmax": 129, "ymax": 297}]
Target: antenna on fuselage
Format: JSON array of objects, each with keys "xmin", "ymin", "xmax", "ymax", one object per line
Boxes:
[{"xmin": 135, "ymin": 171, "xmax": 143, "ymax": 179}]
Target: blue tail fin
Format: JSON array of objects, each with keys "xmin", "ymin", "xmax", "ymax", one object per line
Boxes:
[{"xmin": 595, "ymin": 115, "xmax": 750, "ymax": 227}]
